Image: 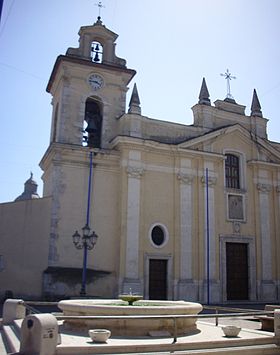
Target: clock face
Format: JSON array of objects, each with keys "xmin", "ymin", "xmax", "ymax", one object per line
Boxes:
[{"xmin": 88, "ymin": 74, "xmax": 104, "ymax": 91}]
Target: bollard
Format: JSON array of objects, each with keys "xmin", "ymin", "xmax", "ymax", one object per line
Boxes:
[
  {"xmin": 20, "ymin": 313, "xmax": 58, "ymax": 355},
  {"xmin": 275, "ymin": 309, "xmax": 280, "ymax": 342},
  {"xmin": 2, "ymin": 299, "xmax": 25, "ymax": 325}
]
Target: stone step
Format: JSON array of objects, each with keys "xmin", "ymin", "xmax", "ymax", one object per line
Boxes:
[
  {"xmin": 0, "ymin": 328, "xmax": 9, "ymax": 355},
  {"xmin": 170, "ymin": 344, "xmax": 280, "ymax": 354},
  {"xmin": 2, "ymin": 322, "xmax": 21, "ymax": 354}
]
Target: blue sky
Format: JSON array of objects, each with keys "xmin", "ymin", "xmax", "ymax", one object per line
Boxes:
[{"xmin": 0, "ymin": 0, "xmax": 279, "ymax": 203}]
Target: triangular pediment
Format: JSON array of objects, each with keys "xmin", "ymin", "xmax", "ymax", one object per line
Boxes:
[{"xmin": 178, "ymin": 124, "xmax": 280, "ymax": 164}]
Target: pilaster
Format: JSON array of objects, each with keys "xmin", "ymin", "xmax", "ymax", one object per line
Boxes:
[
  {"xmin": 257, "ymin": 182, "xmax": 276, "ymax": 300},
  {"xmin": 177, "ymin": 172, "xmax": 197, "ymax": 300},
  {"xmin": 201, "ymin": 165, "xmax": 219, "ymax": 303},
  {"xmin": 122, "ymin": 152, "xmax": 143, "ymax": 294}
]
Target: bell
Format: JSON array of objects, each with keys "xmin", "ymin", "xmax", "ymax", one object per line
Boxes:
[
  {"xmin": 95, "ymin": 44, "xmax": 100, "ymax": 51},
  {"xmin": 94, "ymin": 52, "xmax": 100, "ymax": 62},
  {"xmin": 85, "ymin": 119, "xmax": 97, "ymax": 133}
]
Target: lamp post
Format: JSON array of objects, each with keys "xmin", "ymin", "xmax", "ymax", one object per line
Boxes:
[{"xmin": 72, "ymin": 224, "xmax": 98, "ymax": 296}]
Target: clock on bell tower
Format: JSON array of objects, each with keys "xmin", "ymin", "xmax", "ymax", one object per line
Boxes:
[{"xmin": 46, "ymin": 16, "xmax": 136, "ymax": 149}]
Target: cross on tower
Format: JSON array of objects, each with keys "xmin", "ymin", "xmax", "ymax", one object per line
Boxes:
[
  {"xmin": 220, "ymin": 69, "xmax": 236, "ymax": 100},
  {"xmin": 95, "ymin": 1, "xmax": 105, "ymax": 18}
]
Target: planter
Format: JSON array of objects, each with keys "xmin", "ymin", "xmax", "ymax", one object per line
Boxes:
[
  {"xmin": 89, "ymin": 329, "xmax": 111, "ymax": 343},
  {"xmin": 222, "ymin": 325, "xmax": 241, "ymax": 337}
]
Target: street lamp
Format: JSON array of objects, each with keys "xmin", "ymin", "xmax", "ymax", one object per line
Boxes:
[{"xmin": 72, "ymin": 224, "xmax": 98, "ymax": 296}]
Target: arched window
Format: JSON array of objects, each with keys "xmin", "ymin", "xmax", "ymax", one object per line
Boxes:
[
  {"xmin": 84, "ymin": 97, "xmax": 102, "ymax": 148},
  {"xmin": 225, "ymin": 154, "xmax": 240, "ymax": 189},
  {"xmin": 91, "ymin": 41, "xmax": 103, "ymax": 63}
]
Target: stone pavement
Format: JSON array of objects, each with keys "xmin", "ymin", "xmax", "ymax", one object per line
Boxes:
[{"xmin": 55, "ymin": 319, "xmax": 275, "ymax": 354}]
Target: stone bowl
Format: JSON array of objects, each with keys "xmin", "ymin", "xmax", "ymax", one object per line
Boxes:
[
  {"xmin": 89, "ymin": 329, "xmax": 111, "ymax": 343},
  {"xmin": 119, "ymin": 294, "xmax": 143, "ymax": 305},
  {"xmin": 222, "ymin": 325, "xmax": 241, "ymax": 337}
]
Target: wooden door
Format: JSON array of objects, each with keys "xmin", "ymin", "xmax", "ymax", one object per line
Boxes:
[
  {"xmin": 149, "ymin": 259, "xmax": 167, "ymax": 300},
  {"xmin": 226, "ymin": 242, "xmax": 249, "ymax": 300}
]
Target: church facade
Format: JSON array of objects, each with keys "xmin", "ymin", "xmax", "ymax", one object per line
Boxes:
[{"xmin": 1, "ymin": 17, "xmax": 280, "ymax": 303}]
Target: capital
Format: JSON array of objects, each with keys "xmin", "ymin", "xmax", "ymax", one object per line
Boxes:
[
  {"xmin": 127, "ymin": 167, "xmax": 144, "ymax": 178},
  {"xmin": 177, "ymin": 173, "xmax": 194, "ymax": 185},
  {"xmin": 201, "ymin": 175, "xmax": 217, "ymax": 186},
  {"xmin": 257, "ymin": 183, "xmax": 272, "ymax": 193}
]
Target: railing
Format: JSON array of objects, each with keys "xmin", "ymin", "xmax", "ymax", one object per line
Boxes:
[
  {"xmin": 19, "ymin": 300, "xmax": 59, "ymax": 315},
  {"xmin": 55, "ymin": 310, "xmax": 274, "ymax": 343},
  {"xmin": 19, "ymin": 301, "xmax": 275, "ymax": 343}
]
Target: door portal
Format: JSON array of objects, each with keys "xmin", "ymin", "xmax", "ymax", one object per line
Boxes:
[
  {"xmin": 149, "ymin": 259, "xmax": 167, "ymax": 300},
  {"xmin": 226, "ymin": 242, "xmax": 249, "ymax": 300}
]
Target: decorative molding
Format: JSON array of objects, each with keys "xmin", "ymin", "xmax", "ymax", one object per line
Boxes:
[
  {"xmin": 228, "ymin": 194, "xmax": 244, "ymax": 221},
  {"xmin": 201, "ymin": 175, "xmax": 217, "ymax": 186},
  {"xmin": 127, "ymin": 167, "xmax": 144, "ymax": 178},
  {"xmin": 232, "ymin": 221, "xmax": 241, "ymax": 234},
  {"xmin": 177, "ymin": 173, "xmax": 194, "ymax": 185},
  {"xmin": 257, "ymin": 183, "xmax": 272, "ymax": 193}
]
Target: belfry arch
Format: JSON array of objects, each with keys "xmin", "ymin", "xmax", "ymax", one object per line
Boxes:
[
  {"xmin": 91, "ymin": 41, "xmax": 103, "ymax": 63},
  {"xmin": 84, "ymin": 97, "xmax": 103, "ymax": 148}
]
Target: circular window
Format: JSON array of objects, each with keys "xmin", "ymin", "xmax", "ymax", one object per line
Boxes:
[{"xmin": 151, "ymin": 225, "xmax": 165, "ymax": 247}]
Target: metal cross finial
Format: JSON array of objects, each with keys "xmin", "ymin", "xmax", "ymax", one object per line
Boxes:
[
  {"xmin": 95, "ymin": 1, "xmax": 105, "ymax": 17},
  {"xmin": 220, "ymin": 69, "xmax": 236, "ymax": 99}
]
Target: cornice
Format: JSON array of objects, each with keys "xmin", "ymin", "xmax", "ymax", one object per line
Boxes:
[{"xmin": 47, "ymin": 55, "xmax": 136, "ymax": 93}]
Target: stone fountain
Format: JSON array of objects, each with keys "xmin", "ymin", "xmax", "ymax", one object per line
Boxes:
[{"xmin": 58, "ymin": 297, "xmax": 203, "ymax": 336}]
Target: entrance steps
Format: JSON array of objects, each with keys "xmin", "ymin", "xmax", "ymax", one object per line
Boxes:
[
  {"xmin": 166, "ymin": 344, "xmax": 280, "ymax": 354},
  {"xmin": 0, "ymin": 319, "xmax": 21, "ymax": 354}
]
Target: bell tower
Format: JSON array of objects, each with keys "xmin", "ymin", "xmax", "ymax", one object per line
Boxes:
[
  {"xmin": 46, "ymin": 16, "xmax": 136, "ymax": 149},
  {"xmin": 40, "ymin": 17, "xmax": 136, "ymax": 281}
]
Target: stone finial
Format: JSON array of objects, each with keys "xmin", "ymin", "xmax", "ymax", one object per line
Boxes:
[
  {"xmin": 198, "ymin": 78, "xmax": 211, "ymax": 105},
  {"xmin": 95, "ymin": 16, "xmax": 103, "ymax": 25},
  {"xmin": 128, "ymin": 83, "xmax": 141, "ymax": 114},
  {"xmin": 250, "ymin": 89, "xmax": 263, "ymax": 117},
  {"xmin": 15, "ymin": 172, "xmax": 40, "ymax": 201}
]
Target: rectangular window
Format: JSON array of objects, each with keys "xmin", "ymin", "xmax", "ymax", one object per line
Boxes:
[{"xmin": 225, "ymin": 154, "xmax": 240, "ymax": 189}]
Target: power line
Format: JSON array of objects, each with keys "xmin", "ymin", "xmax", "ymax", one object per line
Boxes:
[{"xmin": 0, "ymin": 61, "xmax": 44, "ymax": 80}]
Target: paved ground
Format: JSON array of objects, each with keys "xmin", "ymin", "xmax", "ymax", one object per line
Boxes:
[{"xmin": 55, "ymin": 320, "xmax": 275, "ymax": 354}]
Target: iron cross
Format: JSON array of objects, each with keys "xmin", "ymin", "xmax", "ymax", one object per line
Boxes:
[
  {"xmin": 95, "ymin": 1, "xmax": 105, "ymax": 17},
  {"xmin": 220, "ymin": 69, "xmax": 236, "ymax": 99}
]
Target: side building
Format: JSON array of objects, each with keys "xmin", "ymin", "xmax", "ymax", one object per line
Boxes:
[{"xmin": 0, "ymin": 16, "xmax": 279, "ymax": 303}]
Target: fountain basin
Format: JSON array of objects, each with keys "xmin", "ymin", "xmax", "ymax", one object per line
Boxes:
[{"xmin": 58, "ymin": 299, "xmax": 203, "ymax": 336}]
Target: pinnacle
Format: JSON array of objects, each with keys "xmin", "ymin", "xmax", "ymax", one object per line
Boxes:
[
  {"xmin": 198, "ymin": 78, "xmax": 211, "ymax": 105},
  {"xmin": 251, "ymin": 89, "xmax": 263, "ymax": 117},
  {"xmin": 128, "ymin": 83, "xmax": 141, "ymax": 114}
]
